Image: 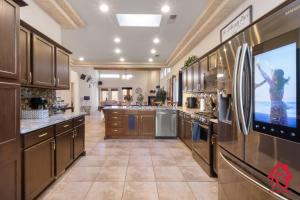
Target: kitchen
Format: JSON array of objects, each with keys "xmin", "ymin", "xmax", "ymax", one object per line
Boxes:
[{"xmin": 0, "ymin": 0, "xmax": 299, "ymax": 200}]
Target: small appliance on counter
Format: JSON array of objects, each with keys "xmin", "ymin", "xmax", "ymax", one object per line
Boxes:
[
  {"xmin": 52, "ymin": 97, "xmax": 69, "ymax": 114},
  {"xmin": 21, "ymin": 97, "xmax": 49, "ymax": 119},
  {"xmin": 187, "ymin": 97, "xmax": 197, "ymax": 108}
]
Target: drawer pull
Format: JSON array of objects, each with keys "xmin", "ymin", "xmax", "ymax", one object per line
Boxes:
[
  {"xmin": 63, "ymin": 124, "xmax": 70, "ymax": 128},
  {"xmin": 113, "ymin": 123, "xmax": 118, "ymax": 125},
  {"xmin": 78, "ymin": 119, "xmax": 83, "ymax": 122},
  {"xmin": 113, "ymin": 129, "xmax": 118, "ymax": 132},
  {"xmin": 113, "ymin": 112, "xmax": 118, "ymax": 114},
  {"xmin": 38, "ymin": 132, "xmax": 48, "ymax": 138},
  {"xmin": 112, "ymin": 117, "xmax": 118, "ymax": 119}
]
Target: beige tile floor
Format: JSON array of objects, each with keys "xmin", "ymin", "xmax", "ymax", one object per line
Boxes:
[{"xmin": 39, "ymin": 112, "xmax": 218, "ymax": 200}]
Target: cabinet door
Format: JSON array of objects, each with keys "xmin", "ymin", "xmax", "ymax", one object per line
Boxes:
[
  {"xmin": 184, "ymin": 120, "xmax": 193, "ymax": 149},
  {"xmin": 139, "ymin": 114, "xmax": 155, "ymax": 137},
  {"xmin": 192, "ymin": 62, "xmax": 200, "ymax": 91},
  {"xmin": 32, "ymin": 34, "xmax": 55, "ymax": 87},
  {"xmin": 0, "ymin": 0, "xmax": 19, "ymax": 80},
  {"xmin": 178, "ymin": 114, "xmax": 185, "ymax": 140},
  {"xmin": 56, "ymin": 130, "xmax": 73, "ymax": 175},
  {"xmin": 74, "ymin": 124, "xmax": 85, "ymax": 159},
  {"xmin": 200, "ymin": 58, "xmax": 208, "ymax": 91},
  {"xmin": 182, "ymin": 68, "xmax": 187, "ymax": 92},
  {"xmin": 124, "ymin": 114, "xmax": 139, "ymax": 136},
  {"xmin": 0, "ymin": 82, "xmax": 20, "ymax": 200},
  {"xmin": 56, "ymin": 48, "xmax": 69, "ymax": 89},
  {"xmin": 187, "ymin": 66, "xmax": 193, "ymax": 92},
  {"xmin": 20, "ymin": 26, "xmax": 31, "ymax": 84},
  {"xmin": 24, "ymin": 138, "xmax": 55, "ymax": 200}
]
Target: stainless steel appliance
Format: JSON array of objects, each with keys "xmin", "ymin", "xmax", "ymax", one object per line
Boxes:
[
  {"xmin": 155, "ymin": 109, "xmax": 177, "ymax": 138},
  {"xmin": 218, "ymin": 1, "xmax": 300, "ymax": 199},
  {"xmin": 192, "ymin": 112, "xmax": 216, "ymax": 177}
]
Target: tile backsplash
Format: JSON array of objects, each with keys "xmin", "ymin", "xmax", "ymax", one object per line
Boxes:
[{"xmin": 21, "ymin": 87, "xmax": 56, "ymax": 111}]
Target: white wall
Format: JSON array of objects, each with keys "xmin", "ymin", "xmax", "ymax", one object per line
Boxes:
[
  {"xmin": 71, "ymin": 67, "xmax": 99, "ymax": 113},
  {"xmin": 161, "ymin": 0, "xmax": 286, "ymax": 88},
  {"xmin": 98, "ymin": 70, "xmax": 160, "ymax": 103},
  {"xmin": 20, "ymin": 0, "xmax": 62, "ymax": 43}
]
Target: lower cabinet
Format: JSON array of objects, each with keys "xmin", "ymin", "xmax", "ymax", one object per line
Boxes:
[
  {"xmin": 184, "ymin": 117, "xmax": 193, "ymax": 149},
  {"xmin": 56, "ymin": 130, "xmax": 73, "ymax": 175},
  {"xmin": 178, "ymin": 112, "xmax": 185, "ymax": 140},
  {"xmin": 24, "ymin": 138, "xmax": 55, "ymax": 200},
  {"xmin": 139, "ymin": 113, "xmax": 155, "ymax": 136},
  {"xmin": 74, "ymin": 124, "xmax": 85, "ymax": 159}
]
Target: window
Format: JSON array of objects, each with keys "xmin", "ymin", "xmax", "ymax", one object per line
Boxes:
[
  {"xmin": 122, "ymin": 87, "xmax": 133, "ymax": 100},
  {"xmin": 111, "ymin": 88, "xmax": 119, "ymax": 101},
  {"xmin": 101, "ymin": 88, "xmax": 109, "ymax": 102}
]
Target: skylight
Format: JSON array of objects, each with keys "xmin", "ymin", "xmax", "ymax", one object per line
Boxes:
[{"xmin": 116, "ymin": 14, "xmax": 162, "ymax": 27}]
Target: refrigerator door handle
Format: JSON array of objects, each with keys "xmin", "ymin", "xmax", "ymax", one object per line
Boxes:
[
  {"xmin": 220, "ymin": 153, "xmax": 289, "ymax": 200},
  {"xmin": 238, "ymin": 43, "xmax": 253, "ymax": 135},
  {"xmin": 232, "ymin": 46, "xmax": 243, "ymax": 134}
]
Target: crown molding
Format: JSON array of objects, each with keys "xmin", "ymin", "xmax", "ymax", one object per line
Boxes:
[
  {"xmin": 70, "ymin": 59, "xmax": 165, "ymax": 69},
  {"xmin": 34, "ymin": 0, "xmax": 86, "ymax": 29},
  {"xmin": 166, "ymin": 0, "xmax": 244, "ymax": 67}
]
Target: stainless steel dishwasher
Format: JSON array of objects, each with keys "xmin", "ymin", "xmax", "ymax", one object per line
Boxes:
[{"xmin": 155, "ymin": 109, "xmax": 177, "ymax": 138}]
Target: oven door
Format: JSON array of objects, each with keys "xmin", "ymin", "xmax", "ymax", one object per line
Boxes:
[{"xmin": 192, "ymin": 122, "xmax": 211, "ymax": 164}]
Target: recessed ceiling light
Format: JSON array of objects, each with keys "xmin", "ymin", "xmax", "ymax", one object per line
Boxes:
[
  {"xmin": 120, "ymin": 57, "xmax": 125, "ymax": 62},
  {"xmin": 99, "ymin": 3, "xmax": 109, "ymax": 13},
  {"xmin": 150, "ymin": 49, "xmax": 157, "ymax": 54},
  {"xmin": 115, "ymin": 48, "xmax": 121, "ymax": 54},
  {"xmin": 153, "ymin": 38, "xmax": 160, "ymax": 44},
  {"xmin": 116, "ymin": 14, "xmax": 162, "ymax": 27},
  {"xmin": 161, "ymin": 5, "xmax": 170, "ymax": 13},
  {"xmin": 114, "ymin": 37, "xmax": 121, "ymax": 43},
  {"xmin": 149, "ymin": 58, "xmax": 154, "ymax": 62},
  {"xmin": 79, "ymin": 57, "xmax": 84, "ymax": 61}
]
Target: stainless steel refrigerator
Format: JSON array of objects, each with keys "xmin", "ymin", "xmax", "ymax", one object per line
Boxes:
[{"xmin": 217, "ymin": 0, "xmax": 300, "ymax": 199}]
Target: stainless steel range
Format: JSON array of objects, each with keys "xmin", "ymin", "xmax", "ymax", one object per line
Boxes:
[{"xmin": 191, "ymin": 112, "xmax": 217, "ymax": 177}]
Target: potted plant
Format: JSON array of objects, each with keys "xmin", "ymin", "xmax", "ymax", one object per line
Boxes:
[
  {"xmin": 137, "ymin": 93, "xmax": 144, "ymax": 105},
  {"xmin": 184, "ymin": 55, "xmax": 198, "ymax": 67},
  {"xmin": 155, "ymin": 88, "xmax": 167, "ymax": 105},
  {"xmin": 124, "ymin": 94, "xmax": 133, "ymax": 106}
]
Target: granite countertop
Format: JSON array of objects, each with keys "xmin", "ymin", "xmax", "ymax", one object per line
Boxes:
[
  {"xmin": 20, "ymin": 112, "xmax": 86, "ymax": 134},
  {"xmin": 103, "ymin": 106, "xmax": 174, "ymax": 111}
]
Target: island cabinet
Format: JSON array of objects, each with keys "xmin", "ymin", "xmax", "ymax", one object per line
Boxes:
[
  {"xmin": 104, "ymin": 109, "xmax": 156, "ymax": 139},
  {"xmin": 22, "ymin": 116, "xmax": 85, "ymax": 200},
  {"xmin": 19, "ymin": 21, "xmax": 71, "ymax": 89}
]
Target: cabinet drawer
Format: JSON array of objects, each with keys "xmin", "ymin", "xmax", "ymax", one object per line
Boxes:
[
  {"xmin": 109, "ymin": 115, "xmax": 123, "ymax": 121},
  {"xmin": 56, "ymin": 120, "xmax": 73, "ymax": 135},
  {"xmin": 184, "ymin": 114, "xmax": 192, "ymax": 121},
  {"xmin": 74, "ymin": 116, "xmax": 85, "ymax": 127},
  {"xmin": 23, "ymin": 126, "xmax": 55, "ymax": 149},
  {"xmin": 179, "ymin": 111, "xmax": 184, "ymax": 117},
  {"xmin": 139, "ymin": 110, "xmax": 155, "ymax": 115},
  {"xmin": 110, "ymin": 110, "xmax": 124, "ymax": 115},
  {"xmin": 108, "ymin": 128, "xmax": 124, "ymax": 135},
  {"xmin": 109, "ymin": 121, "xmax": 123, "ymax": 128}
]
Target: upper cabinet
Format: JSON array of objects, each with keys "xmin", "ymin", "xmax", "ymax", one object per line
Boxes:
[
  {"xmin": 187, "ymin": 65, "xmax": 193, "ymax": 92},
  {"xmin": 32, "ymin": 34, "xmax": 55, "ymax": 87},
  {"xmin": 0, "ymin": 0, "xmax": 19, "ymax": 80},
  {"xmin": 20, "ymin": 26, "xmax": 31, "ymax": 84},
  {"xmin": 20, "ymin": 20, "xmax": 72, "ymax": 89},
  {"xmin": 56, "ymin": 48, "xmax": 70, "ymax": 89},
  {"xmin": 192, "ymin": 61, "xmax": 200, "ymax": 92}
]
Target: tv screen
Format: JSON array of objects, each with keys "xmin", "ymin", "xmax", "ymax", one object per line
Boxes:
[{"xmin": 254, "ymin": 43, "xmax": 297, "ymax": 128}]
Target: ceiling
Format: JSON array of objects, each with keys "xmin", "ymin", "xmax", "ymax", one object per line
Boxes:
[{"xmin": 62, "ymin": 0, "xmax": 209, "ymax": 66}]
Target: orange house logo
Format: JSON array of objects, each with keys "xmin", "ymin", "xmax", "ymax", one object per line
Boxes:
[{"xmin": 268, "ymin": 162, "xmax": 293, "ymax": 194}]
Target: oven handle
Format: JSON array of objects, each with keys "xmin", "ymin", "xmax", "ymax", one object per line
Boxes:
[
  {"xmin": 232, "ymin": 46, "xmax": 243, "ymax": 134},
  {"xmin": 239, "ymin": 43, "xmax": 253, "ymax": 135},
  {"xmin": 220, "ymin": 153, "xmax": 288, "ymax": 200}
]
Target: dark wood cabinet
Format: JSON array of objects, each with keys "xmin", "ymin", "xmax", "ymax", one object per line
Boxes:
[
  {"xmin": 139, "ymin": 112, "xmax": 155, "ymax": 136},
  {"xmin": 192, "ymin": 62, "xmax": 200, "ymax": 92},
  {"xmin": 74, "ymin": 124, "xmax": 85, "ymax": 159},
  {"xmin": 24, "ymin": 138, "xmax": 55, "ymax": 200},
  {"xmin": 0, "ymin": 82, "xmax": 20, "ymax": 200},
  {"xmin": 182, "ymin": 68, "xmax": 187, "ymax": 92},
  {"xmin": 0, "ymin": 0, "xmax": 19, "ymax": 80},
  {"xmin": 56, "ymin": 48, "xmax": 70, "ymax": 89},
  {"xmin": 187, "ymin": 66, "xmax": 193, "ymax": 92},
  {"xmin": 56, "ymin": 130, "xmax": 73, "ymax": 175},
  {"xmin": 32, "ymin": 34, "xmax": 55, "ymax": 87},
  {"xmin": 178, "ymin": 112, "xmax": 185, "ymax": 140},
  {"xmin": 184, "ymin": 115, "xmax": 193, "ymax": 149},
  {"xmin": 199, "ymin": 57, "xmax": 208, "ymax": 91},
  {"xmin": 19, "ymin": 26, "xmax": 31, "ymax": 84}
]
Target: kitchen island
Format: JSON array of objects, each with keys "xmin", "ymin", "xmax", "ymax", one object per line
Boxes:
[{"xmin": 104, "ymin": 106, "xmax": 157, "ymax": 139}]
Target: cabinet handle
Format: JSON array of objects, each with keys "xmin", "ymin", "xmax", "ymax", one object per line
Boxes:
[
  {"xmin": 113, "ymin": 129, "xmax": 118, "ymax": 132},
  {"xmin": 63, "ymin": 124, "xmax": 70, "ymax": 128},
  {"xmin": 51, "ymin": 140, "xmax": 56, "ymax": 150},
  {"xmin": 38, "ymin": 132, "xmax": 48, "ymax": 138},
  {"xmin": 112, "ymin": 117, "xmax": 118, "ymax": 119},
  {"xmin": 57, "ymin": 78, "xmax": 60, "ymax": 85},
  {"xmin": 78, "ymin": 119, "xmax": 83, "ymax": 122},
  {"xmin": 113, "ymin": 123, "xmax": 118, "ymax": 125},
  {"xmin": 53, "ymin": 77, "xmax": 56, "ymax": 85}
]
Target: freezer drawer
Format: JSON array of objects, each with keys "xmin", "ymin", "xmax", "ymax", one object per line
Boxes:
[{"xmin": 218, "ymin": 151, "xmax": 289, "ymax": 200}]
